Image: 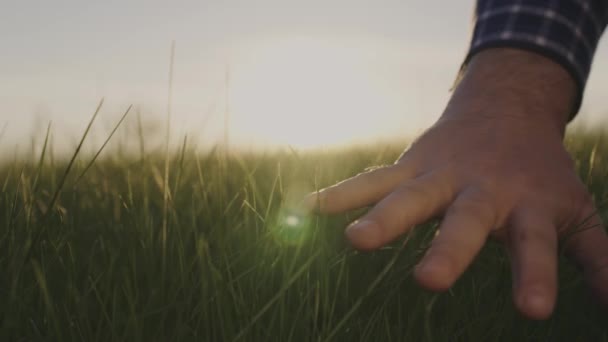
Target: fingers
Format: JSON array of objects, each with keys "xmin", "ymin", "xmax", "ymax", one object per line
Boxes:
[
  {"xmin": 344, "ymin": 171, "xmax": 455, "ymax": 251},
  {"xmin": 302, "ymin": 163, "xmax": 417, "ymax": 214},
  {"xmin": 562, "ymin": 208, "xmax": 608, "ymax": 307},
  {"xmin": 508, "ymin": 209, "xmax": 558, "ymax": 320},
  {"xmin": 414, "ymin": 188, "xmax": 496, "ymax": 291}
]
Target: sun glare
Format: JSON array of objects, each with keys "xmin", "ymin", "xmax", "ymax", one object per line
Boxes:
[{"xmin": 229, "ymin": 35, "xmax": 401, "ymax": 149}]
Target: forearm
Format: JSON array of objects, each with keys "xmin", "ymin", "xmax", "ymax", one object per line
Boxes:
[
  {"xmin": 446, "ymin": 48, "xmax": 575, "ymax": 137},
  {"xmin": 461, "ymin": 0, "xmax": 608, "ymax": 122}
]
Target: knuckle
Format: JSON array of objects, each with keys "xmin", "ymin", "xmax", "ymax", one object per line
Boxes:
[
  {"xmin": 395, "ymin": 181, "xmax": 436, "ymax": 209},
  {"xmin": 360, "ymin": 163, "xmax": 413, "ymax": 185},
  {"xmin": 512, "ymin": 225, "xmax": 554, "ymax": 245},
  {"xmin": 452, "ymin": 195, "xmax": 486, "ymax": 212},
  {"xmin": 580, "ymin": 193, "xmax": 597, "ymax": 213},
  {"xmin": 317, "ymin": 187, "xmax": 336, "ymax": 210},
  {"xmin": 588, "ymin": 256, "xmax": 608, "ymax": 275},
  {"xmin": 359, "ymin": 165, "xmax": 389, "ymax": 177},
  {"xmin": 450, "ymin": 190, "xmax": 497, "ymax": 226},
  {"xmin": 568, "ymin": 192, "xmax": 599, "ymax": 228},
  {"xmin": 397, "ymin": 181, "xmax": 426, "ymax": 196}
]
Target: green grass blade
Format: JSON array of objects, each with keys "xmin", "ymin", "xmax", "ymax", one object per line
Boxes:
[{"xmin": 72, "ymin": 104, "xmax": 132, "ymax": 187}]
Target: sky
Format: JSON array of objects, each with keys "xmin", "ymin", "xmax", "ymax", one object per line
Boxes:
[{"xmin": 1, "ymin": 0, "xmax": 608, "ymax": 155}]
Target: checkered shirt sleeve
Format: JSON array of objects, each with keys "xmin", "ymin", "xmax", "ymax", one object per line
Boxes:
[{"xmin": 464, "ymin": 0, "xmax": 608, "ymax": 119}]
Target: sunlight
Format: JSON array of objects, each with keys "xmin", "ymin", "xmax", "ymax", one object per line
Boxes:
[
  {"xmin": 268, "ymin": 183, "xmax": 315, "ymax": 246},
  {"xmin": 230, "ymin": 35, "xmax": 401, "ymax": 149},
  {"xmin": 285, "ymin": 214, "xmax": 301, "ymax": 227}
]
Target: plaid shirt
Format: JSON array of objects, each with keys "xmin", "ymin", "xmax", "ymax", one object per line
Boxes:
[{"xmin": 465, "ymin": 0, "xmax": 608, "ymax": 118}]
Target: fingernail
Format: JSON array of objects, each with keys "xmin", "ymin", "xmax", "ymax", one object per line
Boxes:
[
  {"xmin": 416, "ymin": 258, "xmax": 429, "ymax": 273},
  {"xmin": 416, "ymin": 252, "xmax": 441, "ymax": 272},
  {"xmin": 524, "ymin": 291, "xmax": 552, "ymax": 319},
  {"xmin": 346, "ymin": 220, "xmax": 379, "ymax": 239},
  {"xmin": 416, "ymin": 256, "xmax": 448, "ymax": 278},
  {"xmin": 347, "ymin": 219, "xmax": 371, "ymax": 231},
  {"xmin": 345, "ymin": 220, "xmax": 380, "ymax": 250}
]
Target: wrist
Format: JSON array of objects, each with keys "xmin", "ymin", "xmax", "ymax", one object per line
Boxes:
[{"xmin": 444, "ymin": 48, "xmax": 576, "ymax": 137}]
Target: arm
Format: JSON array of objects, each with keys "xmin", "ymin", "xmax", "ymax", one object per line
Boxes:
[
  {"xmin": 461, "ymin": 0, "xmax": 608, "ymax": 120},
  {"xmin": 304, "ymin": 0, "xmax": 608, "ymax": 320}
]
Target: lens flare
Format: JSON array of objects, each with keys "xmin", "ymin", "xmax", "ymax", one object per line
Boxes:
[
  {"xmin": 285, "ymin": 214, "xmax": 301, "ymax": 227},
  {"xmin": 271, "ymin": 208, "xmax": 313, "ymax": 246}
]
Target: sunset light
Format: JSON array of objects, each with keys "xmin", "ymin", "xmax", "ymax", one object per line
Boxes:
[
  {"xmin": 229, "ymin": 35, "xmax": 405, "ymax": 149},
  {"xmin": 4, "ymin": 1, "xmax": 608, "ymax": 339}
]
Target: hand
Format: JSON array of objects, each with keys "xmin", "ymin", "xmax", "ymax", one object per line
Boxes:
[{"xmin": 304, "ymin": 49, "xmax": 608, "ymax": 320}]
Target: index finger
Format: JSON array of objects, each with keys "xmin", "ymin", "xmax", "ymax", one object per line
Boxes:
[{"xmin": 302, "ymin": 163, "xmax": 417, "ymax": 214}]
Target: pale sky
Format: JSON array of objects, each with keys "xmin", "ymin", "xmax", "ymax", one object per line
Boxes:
[{"xmin": 1, "ymin": 0, "xmax": 608, "ymax": 154}]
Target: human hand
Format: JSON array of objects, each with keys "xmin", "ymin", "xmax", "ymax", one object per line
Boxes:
[{"xmin": 303, "ymin": 49, "xmax": 608, "ymax": 319}]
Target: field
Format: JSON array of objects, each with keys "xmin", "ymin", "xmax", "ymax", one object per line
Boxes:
[{"xmin": 1, "ymin": 121, "xmax": 608, "ymax": 341}]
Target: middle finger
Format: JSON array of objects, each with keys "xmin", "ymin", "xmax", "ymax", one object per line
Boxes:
[{"xmin": 345, "ymin": 170, "xmax": 456, "ymax": 250}]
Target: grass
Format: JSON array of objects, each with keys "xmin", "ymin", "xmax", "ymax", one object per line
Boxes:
[{"xmin": 1, "ymin": 118, "xmax": 608, "ymax": 341}]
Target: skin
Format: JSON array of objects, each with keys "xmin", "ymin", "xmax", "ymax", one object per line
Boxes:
[{"xmin": 303, "ymin": 48, "xmax": 608, "ymax": 320}]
